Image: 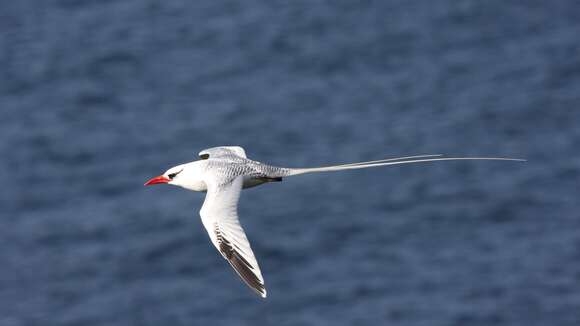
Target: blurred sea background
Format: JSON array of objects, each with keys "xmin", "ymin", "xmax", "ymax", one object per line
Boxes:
[{"xmin": 1, "ymin": 1, "xmax": 579, "ymax": 325}]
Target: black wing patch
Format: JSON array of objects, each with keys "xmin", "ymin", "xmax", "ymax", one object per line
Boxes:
[
  {"xmin": 214, "ymin": 225, "xmax": 266, "ymax": 297},
  {"xmin": 257, "ymin": 176, "xmax": 282, "ymax": 182}
]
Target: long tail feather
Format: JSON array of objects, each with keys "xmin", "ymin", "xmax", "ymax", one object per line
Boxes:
[
  {"xmin": 285, "ymin": 155, "xmax": 525, "ymax": 176},
  {"xmin": 330, "ymin": 154, "xmax": 443, "ymax": 167}
]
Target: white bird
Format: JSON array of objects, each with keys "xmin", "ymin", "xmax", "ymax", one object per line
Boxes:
[{"xmin": 144, "ymin": 146, "xmax": 524, "ymax": 298}]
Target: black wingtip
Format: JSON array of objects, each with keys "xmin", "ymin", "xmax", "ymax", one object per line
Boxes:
[{"xmin": 217, "ymin": 234, "xmax": 267, "ymax": 298}]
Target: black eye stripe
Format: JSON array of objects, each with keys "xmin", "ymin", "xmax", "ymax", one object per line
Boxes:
[{"xmin": 168, "ymin": 169, "xmax": 183, "ymax": 179}]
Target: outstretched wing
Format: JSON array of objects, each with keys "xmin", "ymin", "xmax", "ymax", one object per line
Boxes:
[
  {"xmin": 198, "ymin": 146, "xmax": 247, "ymax": 160},
  {"xmin": 199, "ymin": 176, "xmax": 266, "ymax": 298}
]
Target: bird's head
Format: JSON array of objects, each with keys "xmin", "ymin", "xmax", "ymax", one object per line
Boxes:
[
  {"xmin": 144, "ymin": 164, "xmax": 185, "ymax": 186},
  {"xmin": 144, "ymin": 161, "xmax": 207, "ymax": 191}
]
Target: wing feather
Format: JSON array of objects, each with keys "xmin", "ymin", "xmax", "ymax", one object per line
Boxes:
[
  {"xmin": 198, "ymin": 146, "xmax": 247, "ymax": 160},
  {"xmin": 199, "ymin": 176, "xmax": 267, "ymax": 298}
]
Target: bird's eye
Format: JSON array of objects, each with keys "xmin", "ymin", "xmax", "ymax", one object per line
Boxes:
[
  {"xmin": 199, "ymin": 154, "xmax": 210, "ymax": 160},
  {"xmin": 167, "ymin": 169, "xmax": 183, "ymax": 179}
]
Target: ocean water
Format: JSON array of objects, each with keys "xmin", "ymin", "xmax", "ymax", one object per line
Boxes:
[{"xmin": 1, "ymin": 1, "xmax": 580, "ymax": 325}]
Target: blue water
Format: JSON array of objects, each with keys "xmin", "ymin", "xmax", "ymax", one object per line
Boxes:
[{"xmin": 2, "ymin": 1, "xmax": 580, "ymax": 325}]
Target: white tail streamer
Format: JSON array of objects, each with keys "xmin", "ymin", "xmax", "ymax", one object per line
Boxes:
[{"xmin": 286, "ymin": 156, "xmax": 526, "ymax": 176}]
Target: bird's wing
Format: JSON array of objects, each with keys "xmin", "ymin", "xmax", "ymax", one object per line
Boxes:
[
  {"xmin": 199, "ymin": 175, "xmax": 266, "ymax": 297},
  {"xmin": 198, "ymin": 146, "xmax": 247, "ymax": 160}
]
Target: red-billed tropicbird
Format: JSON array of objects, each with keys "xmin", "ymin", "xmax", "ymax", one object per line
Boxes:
[{"xmin": 144, "ymin": 146, "xmax": 524, "ymax": 298}]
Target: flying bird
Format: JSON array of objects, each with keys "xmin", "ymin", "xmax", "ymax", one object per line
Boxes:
[{"xmin": 144, "ymin": 146, "xmax": 524, "ymax": 298}]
